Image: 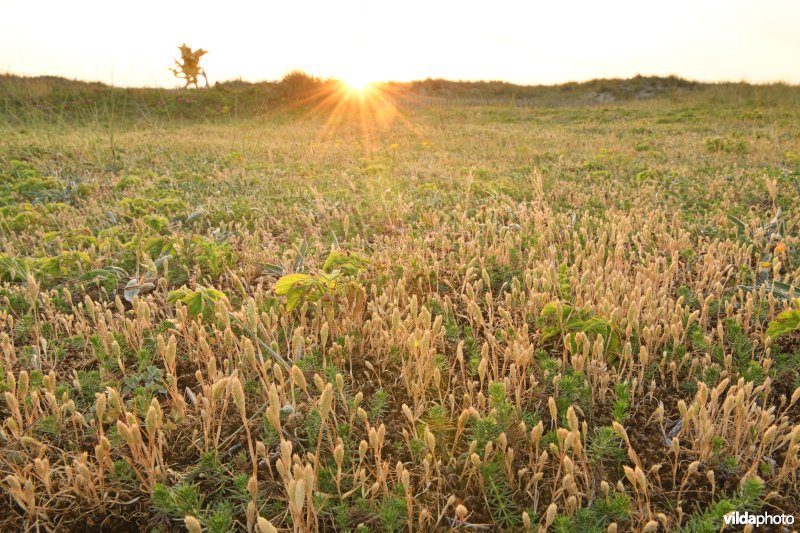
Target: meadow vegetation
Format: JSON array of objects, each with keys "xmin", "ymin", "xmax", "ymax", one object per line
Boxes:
[{"xmin": 1, "ymin": 74, "xmax": 800, "ymax": 531}]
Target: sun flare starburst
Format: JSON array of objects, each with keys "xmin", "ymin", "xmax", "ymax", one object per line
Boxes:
[
  {"xmin": 278, "ymin": 72, "xmax": 425, "ymax": 145},
  {"xmin": 341, "ymin": 73, "xmax": 376, "ymax": 93}
]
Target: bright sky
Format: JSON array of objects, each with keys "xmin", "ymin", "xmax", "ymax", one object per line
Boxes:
[{"xmin": 2, "ymin": 0, "xmax": 799, "ymax": 87}]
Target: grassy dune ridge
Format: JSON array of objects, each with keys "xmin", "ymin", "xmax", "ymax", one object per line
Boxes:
[{"xmin": 1, "ymin": 75, "xmax": 800, "ymax": 531}]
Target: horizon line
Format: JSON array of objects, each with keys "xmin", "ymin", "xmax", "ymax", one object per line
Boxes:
[{"xmin": 3, "ymin": 71, "xmax": 800, "ymax": 91}]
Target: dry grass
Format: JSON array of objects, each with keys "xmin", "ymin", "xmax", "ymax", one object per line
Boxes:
[{"xmin": 1, "ymin": 80, "xmax": 800, "ymax": 531}]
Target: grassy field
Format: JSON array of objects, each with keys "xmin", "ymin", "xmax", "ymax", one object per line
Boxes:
[{"xmin": 2, "ymin": 75, "xmax": 800, "ymax": 531}]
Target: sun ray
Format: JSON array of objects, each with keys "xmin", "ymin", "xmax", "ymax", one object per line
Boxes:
[{"xmin": 281, "ymin": 74, "xmax": 431, "ymax": 148}]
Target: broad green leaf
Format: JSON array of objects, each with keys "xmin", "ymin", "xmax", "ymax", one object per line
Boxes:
[
  {"xmin": 183, "ymin": 291, "xmax": 204, "ymax": 317},
  {"xmin": 167, "ymin": 286, "xmax": 228, "ymax": 320},
  {"xmin": 766, "ymin": 309, "xmax": 800, "ymax": 339},
  {"xmin": 323, "ymin": 250, "xmax": 368, "ymax": 276},
  {"xmin": 274, "ymin": 273, "xmax": 315, "ymax": 295},
  {"xmin": 284, "ymin": 286, "xmax": 307, "ymax": 311}
]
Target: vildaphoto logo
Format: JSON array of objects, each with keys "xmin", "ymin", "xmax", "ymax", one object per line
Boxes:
[{"xmin": 723, "ymin": 511, "xmax": 795, "ymax": 527}]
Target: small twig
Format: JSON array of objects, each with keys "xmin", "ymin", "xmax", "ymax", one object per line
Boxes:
[
  {"xmin": 228, "ymin": 313, "xmax": 290, "ymax": 369},
  {"xmin": 217, "ymin": 402, "xmax": 267, "ymax": 451}
]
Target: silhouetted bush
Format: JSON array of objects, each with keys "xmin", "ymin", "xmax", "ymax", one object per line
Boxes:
[{"xmin": 277, "ymin": 71, "xmax": 326, "ymax": 101}]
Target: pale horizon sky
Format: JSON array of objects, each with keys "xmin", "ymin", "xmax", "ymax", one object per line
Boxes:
[{"xmin": 2, "ymin": 0, "xmax": 799, "ymax": 88}]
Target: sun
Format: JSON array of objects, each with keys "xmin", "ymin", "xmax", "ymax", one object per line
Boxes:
[
  {"xmin": 297, "ymin": 69, "xmax": 417, "ymax": 143},
  {"xmin": 340, "ymin": 72, "xmax": 377, "ymax": 92}
]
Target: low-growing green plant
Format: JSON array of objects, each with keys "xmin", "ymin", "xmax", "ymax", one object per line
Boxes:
[
  {"xmin": 540, "ymin": 301, "xmax": 622, "ymax": 360},
  {"xmin": 612, "ymin": 381, "xmax": 630, "ymax": 423},
  {"xmin": 766, "ymin": 306, "xmax": 800, "ymax": 339},
  {"xmin": 552, "ymin": 490, "xmax": 630, "ymax": 532},
  {"xmin": 368, "ymin": 388, "xmax": 389, "ymax": 422},
  {"xmin": 167, "ymin": 285, "xmax": 228, "ymax": 321},
  {"xmin": 679, "ymin": 477, "xmax": 764, "ymax": 532},
  {"xmin": 273, "ymin": 249, "xmax": 368, "ymax": 311},
  {"xmin": 588, "ymin": 426, "xmax": 625, "ymax": 469},
  {"xmin": 479, "ymin": 460, "xmax": 522, "ymax": 530},
  {"xmin": 704, "ymin": 136, "xmax": 747, "ymax": 154},
  {"xmin": 151, "ymin": 482, "xmax": 204, "ymax": 520},
  {"xmin": 187, "ymin": 235, "xmax": 236, "ymax": 278}
]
